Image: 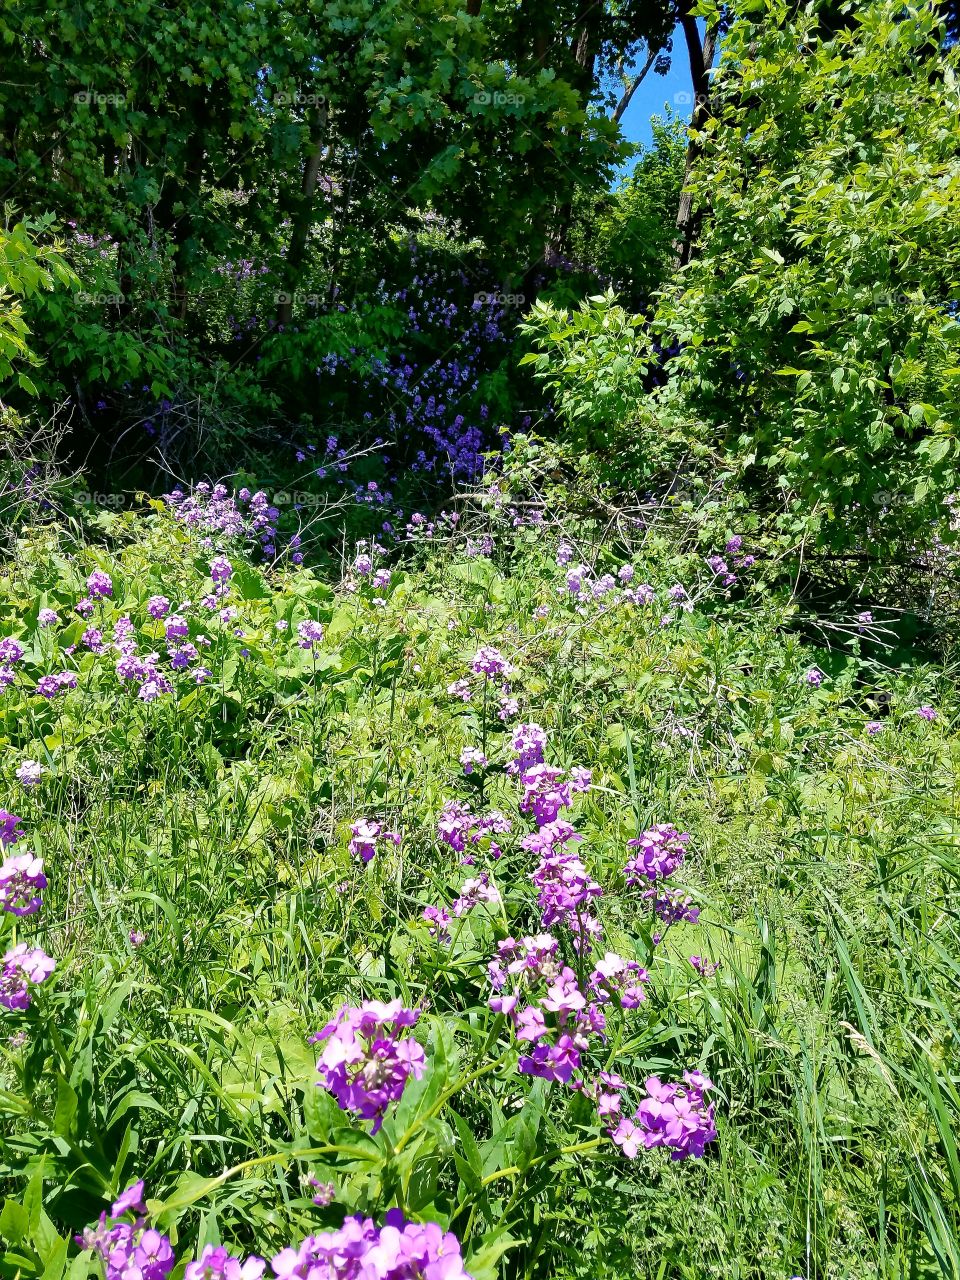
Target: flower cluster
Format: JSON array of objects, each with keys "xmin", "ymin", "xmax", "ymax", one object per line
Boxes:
[
  {"xmin": 622, "ymin": 826, "xmax": 700, "ymax": 939},
  {"xmin": 624, "ymin": 825, "xmax": 690, "ymax": 884},
  {"xmin": 448, "ymin": 648, "xmax": 517, "ymax": 716},
  {"xmin": 704, "ymin": 536, "xmax": 755, "ymax": 589},
  {"xmin": 589, "ymin": 952, "xmax": 649, "ymax": 1008},
  {"xmin": 518, "ymin": 764, "xmax": 574, "ymax": 827},
  {"xmin": 76, "ymin": 1183, "xmax": 472, "ymax": 1280},
  {"xmin": 471, "ymin": 646, "xmax": 512, "ymax": 677},
  {"xmin": 0, "ymin": 942, "xmax": 56, "ymax": 1011},
  {"xmin": 422, "ymin": 904, "xmax": 452, "ymax": 940},
  {"xmin": 507, "ymin": 722, "xmax": 547, "ymax": 776},
  {"xmin": 451, "ymin": 872, "xmax": 501, "ymax": 917},
  {"xmin": 0, "ymin": 637, "xmax": 25, "ymax": 674},
  {"xmin": 269, "ymin": 1210, "xmax": 471, "ymax": 1280},
  {"xmin": 35, "ymin": 671, "xmax": 78, "ymax": 698},
  {"xmin": 16, "ymin": 760, "xmax": 44, "ymax": 787},
  {"xmin": 465, "ymin": 675, "xmax": 716, "ymax": 1161},
  {"xmin": 297, "ymin": 620, "xmax": 325, "ymax": 650},
  {"xmin": 459, "ymin": 747, "xmax": 487, "ymax": 774},
  {"xmin": 527, "ymin": 824, "xmax": 602, "ymax": 945},
  {"xmin": 0, "ymin": 812, "xmax": 55, "ymax": 1012},
  {"xmin": 689, "ymin": 954, "xmax": 721, "ymax": 978},
  {"xmin": 348, "ymin": 819, "xmax": 400, "ymax": 864},
  {"xmin": 0, "ymin": 850, "xmax": 46, "ymax": 915},
  {"xmin": 556, "ymin": 552, "xmax": 655, "ymax": 615},
  {"xmin": 647, "ymin": 886, "xmax": 700, "ymax": 929},
  {"xmin": 87, "ymin": 569, "xmax": 114, "ymax": 598},
  {"xmin": 164, "ymin": 484, "xmax": 281, "ymax": 561},
  {"xmin": 77, "ymin": 1182, "xmax": 175, "ymax": 1280},
  {"xmin": 0, "ymin": 809, "xmax": 24, "ymax": 846},
  {"xmin": 488, "ymin": 933, "xmax": 647, "ymax": 1092},
  {"xmin": 187, "ymin": 1247, "xmax": 265, "ymax": 1280},
  {"xmin": 311, "ymin": 1000, "xmax": 425, "ymax": 1132},
  {"xmin": 437, "ymin": 797, "xmax": 508, "ymax": 852},
  {"xmin": 610, "ymin": 1072, "xmax": 716, "ymax": 1160},
  {"xmin": 421, "ymin": 868, "xmax": 502, "ymax": 942}
]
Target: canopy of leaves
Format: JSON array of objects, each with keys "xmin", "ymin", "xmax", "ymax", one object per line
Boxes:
[{"xmin": 653, "ymin": 0, "xmax": 960, "ymax": 553}]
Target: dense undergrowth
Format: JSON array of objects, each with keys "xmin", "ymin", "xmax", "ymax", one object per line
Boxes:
[{"xmin": 1, "ymin": 446, "xmax": 958, "ymax": 1279}]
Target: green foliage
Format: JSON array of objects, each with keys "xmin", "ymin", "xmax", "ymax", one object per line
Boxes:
[
  {"xmin": 0, "ymin": 215, "xmax": 77, "ymax": 395},
  {"xmin": 517, "ymin": 290, "xmax": 689, "ymax": 490},
  {"xmin": 566, "ymin": 117, "xmax": 687, "ymax": 308},
  {"xmin": 654, "ymin": 0, "xmax": 960, "ymax": 553},
  {"xmin": 519, "ymin": 290, "xmax": 651, "ymax": 449},
  {"xmin": 5, "ymin": 1, "xmax": 960, "ymax": 1274}
]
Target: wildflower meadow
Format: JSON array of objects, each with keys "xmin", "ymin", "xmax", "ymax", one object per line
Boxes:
[{"xmin": 2, "ymin": 0, "xmax": 960, "ymax": 1277}]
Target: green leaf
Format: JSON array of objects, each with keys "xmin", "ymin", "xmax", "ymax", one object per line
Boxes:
[{"xmin": 0, "ymin": 1200, "xmax": 29, "ymax": 1246}]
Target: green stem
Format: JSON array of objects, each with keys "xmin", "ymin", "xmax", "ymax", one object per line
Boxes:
[{"xmin": 393, "ymin": 1048, "xmax": 513, "ymax": 1154}]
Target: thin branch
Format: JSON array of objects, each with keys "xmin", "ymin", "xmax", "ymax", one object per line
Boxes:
[{"xmin": 612, "ymin": 47, "xmax": 657, "ymax": 124}]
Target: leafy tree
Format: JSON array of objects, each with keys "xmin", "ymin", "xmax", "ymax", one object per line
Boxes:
[
  {"xmin": 565, "ymin": 117, "xmax": 687, "ymax": 307},
  {"xmin": 654, "ymin": 0, "xmax": 960, "ymax": 554}
]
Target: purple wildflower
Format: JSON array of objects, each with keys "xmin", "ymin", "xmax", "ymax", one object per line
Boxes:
[
  {"xmin": 624, "ymin": 825, "xmax": 690, "ymax": 884},
  {"xmin": 471, "ymin": 646, "xmax": 511, "ymax": 677},
  {"xmin": 311, "ymin": 1001, "xmax": 425, "ymax": 1132},
  {"xmin": 520, "ymin": 765, "xmax": 572, "ymax": 827},
  {"xmin": 16, "ymin": 760, "xmax": 43, "ymax": 786},
  {"xmin": 0, "ymin": 943, "xmax": 55, "ymax": 1011},
  {"xmin": 87, "ymin": 569, "xmax": 113, "ymax": 598},
  {"xmin": 612, "ymin": 1072, "xmax": 716, "ymax": 1160},
  {"xmin": 348, "ymin": 819, "xmax": 400, "ymax": 863},
  {"xmin": 297, "ymin": 620, "xmax": 325, "ymax": 649},
  {"xmin": 186, "ymin": 1246, "xmax": 265, "ymax": 1280},
  {"xmin": 459, "ymin": 747, "xmax": 487, "ymax": 774},
  {"xmin": 507, "ymin": 723, "xmax": 547, "ymax": 776},
  {"xmin": 0, "ymin": 811, "xmax": 24, "ymax": 846},
  {"xmin": 210, "ymin": 555, "xmax": 233, "ymax": 583},
  {"xmin": 0, "ymin": 851, "xmax": 46, "ymax": 915},
  {"xmin": 451, "ymin": 872, "xmax": 501, "ymax": 916},
  {"xmin": 0, "ymin": 638, "xmax": 24, "ymax": 666},
  {"xmin": 165, "ymin": 615, "xmax": 189, "ymax": 641},
  {"xmin": 267, "ymin": 1212, "xmax": 470, "ymax": 1280},
  {"xmin": 447, "ymin": 678, "xmax": 472, "ymax": 701}
]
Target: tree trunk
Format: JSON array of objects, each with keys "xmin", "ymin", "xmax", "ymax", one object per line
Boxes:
[
  {"xmin": 673, "ymin": 9, "xmax": 718, "ymax": 267},
  {"xmin": 279, "ymin": 108, "xmax": 329, "ymax": 327},
  {"xmin": 548, "ymin": 0, "xmax": 604, "ymax": 256}
]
